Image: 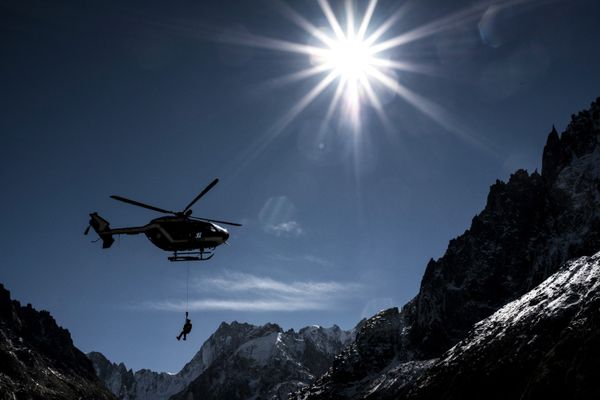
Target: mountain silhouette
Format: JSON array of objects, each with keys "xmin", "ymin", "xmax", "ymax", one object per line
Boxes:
[{"xmin": 0, "ymin": 284, "xmax": 115, "ymax": 399}]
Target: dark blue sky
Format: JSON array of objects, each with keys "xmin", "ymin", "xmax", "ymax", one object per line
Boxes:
[{"xmin": 1, "ymin": 0, "xmax": 599, "ymax": 372}]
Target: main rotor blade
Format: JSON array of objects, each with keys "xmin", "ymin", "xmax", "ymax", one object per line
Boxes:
[
  {"xmin": 110, "ymin": 195, "xmax": 176, "ymax": 214},
  {"xmin": 183, "ymin": 178, "xmax": 219, "ymax": 213},
  {"xmin": 190, "ymin": 216, "xmax": 242, "ymax": 227}
]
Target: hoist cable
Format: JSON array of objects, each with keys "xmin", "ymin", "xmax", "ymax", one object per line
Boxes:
[{"xmin": 186, "ymin": 263, "xmax": 190, "ymax": 315}]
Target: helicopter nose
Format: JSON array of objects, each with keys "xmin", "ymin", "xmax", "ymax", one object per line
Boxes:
[{"xmin": 223, "ymin": 231, "xmax": 230, "ymax": 242}]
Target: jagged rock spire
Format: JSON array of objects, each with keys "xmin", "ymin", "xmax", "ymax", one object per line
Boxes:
[{"xmin": 542, "ymin": 124, "xmax": 561, "ymax": 180}]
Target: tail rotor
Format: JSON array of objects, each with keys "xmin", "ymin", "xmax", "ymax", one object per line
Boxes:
[{"xmin": 86, "ymin": 212, "xmax": 115, "ymax": 248}]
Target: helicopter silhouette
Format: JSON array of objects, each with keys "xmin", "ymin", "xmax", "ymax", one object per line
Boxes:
[{"xmin": 85, "ymin": 178, "xmax": 241, "ymax": 261}]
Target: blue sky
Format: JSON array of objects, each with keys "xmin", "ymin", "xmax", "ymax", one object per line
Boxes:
[{"xmin": 1, "ymin": 0, "xmax": 600, "ymax": 372}]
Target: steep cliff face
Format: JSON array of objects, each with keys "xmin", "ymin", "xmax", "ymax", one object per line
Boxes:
[
  {"xmin": 409, "ymin": 168, "xmax": 550, "ymax": 357},
  {"xmin": 90, "ymin": 321, "xmax": 353, "ymax": 400},
  {"xmin": 294, "ymin": 98, "xmax": 600, "ymax": 399},
  {"xmin": 0, "ymin": 283, "xmax": 115, "ymax": 400}
]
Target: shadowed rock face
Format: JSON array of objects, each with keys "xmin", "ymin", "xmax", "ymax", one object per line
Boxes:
[
  {"xmin": 293, "ymin": 97, "xmax": 600, "ymax": 399},
  {"xmin": 0, "ymin": 283, "xmax": 115, "ymax": 400},
  {"xmin": 409, "ymin": 168, "xmax": 550, "ymax": 357}
]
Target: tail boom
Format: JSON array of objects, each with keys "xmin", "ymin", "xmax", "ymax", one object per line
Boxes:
[{"xmin": 87, "ymin": 212, "xmax": 146, "ymax": 249}]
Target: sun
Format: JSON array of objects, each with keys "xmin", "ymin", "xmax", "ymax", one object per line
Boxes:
[
  {"xmin": 223, "ymin": 0, "xmax": 481, "ymax": 136},
  {"xmin": 321, "ymin": 37, "xmax": 374, "ymax": 81},
  {"xmin": 309, "ymin": 29, "xmax": 378, "ymax": 128}
]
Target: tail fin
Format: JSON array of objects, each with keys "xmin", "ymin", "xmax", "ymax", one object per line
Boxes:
[{"xmin": 88, "ymin": 212, "xmax": 115, "ymax": 249}]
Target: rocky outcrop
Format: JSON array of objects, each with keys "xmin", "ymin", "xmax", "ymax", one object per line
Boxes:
[
  {"xmin": 293, "ymin": 98, "xmax": 600, "ymax": 399},
  {"xmin": 0, "ymin": 283, "xmax": 115, "ymax": 400}
]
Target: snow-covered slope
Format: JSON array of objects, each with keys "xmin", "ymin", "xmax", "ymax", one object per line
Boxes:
[
  {"xmin": 293, "ymin": 98, "xmax": 600, "ymax": 399},
  {"xmin": 397, "ymin": 251, "xmax": 600, "ymax": 399},
  {"xmin": 90, "ymin": 321, "xmax": 354, "ymax": 400}
]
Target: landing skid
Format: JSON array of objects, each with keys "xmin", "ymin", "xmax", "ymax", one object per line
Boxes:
[{"xmin": 168, "ymin": 250, "xmax": 214, "ymax": 262}]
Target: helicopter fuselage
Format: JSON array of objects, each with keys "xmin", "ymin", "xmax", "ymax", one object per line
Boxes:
[{"xmin": 144, "ymin": 216, "xmax": 229, "ymax": 252}]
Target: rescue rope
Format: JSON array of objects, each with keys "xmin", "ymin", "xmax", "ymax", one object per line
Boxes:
[{"xmin": 186, "ymin": 263, "xmax": 190, "ymax": 315}]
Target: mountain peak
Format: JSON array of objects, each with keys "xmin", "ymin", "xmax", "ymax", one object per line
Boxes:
[
  {"xmin": 91, "ymin": 320, "xmax": 353, "ymax": 400},
  {"xmin": 542, "ymin": 97, "xmax": 600, "ymax": 181}
]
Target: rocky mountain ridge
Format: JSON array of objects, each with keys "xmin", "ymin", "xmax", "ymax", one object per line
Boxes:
[
  {"xmin": 90, "ymin": 321, "xmax": 354, "ymax": 400},
  {"xmin": 0, "ymin": 283, "xmax": 115, "ymax": 400},
  {"xmin": 292, "ymin": 98, "xmax": 600, "ymax": 399}
]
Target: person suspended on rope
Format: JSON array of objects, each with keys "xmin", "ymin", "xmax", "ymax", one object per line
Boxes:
[{"xmin": 177, "ymin": 312, "xmax": 192, "ymax": 341}]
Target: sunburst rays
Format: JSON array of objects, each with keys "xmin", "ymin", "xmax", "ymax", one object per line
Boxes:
[
  {"xmin": 219, "ymin": 0, "xmax": 549, "ymax": 177},
  {"xmin": 221, "ymin": 0, "xmax": 478, "ymax": 137}
]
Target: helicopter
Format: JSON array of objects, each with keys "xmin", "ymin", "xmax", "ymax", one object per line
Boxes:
[{"xmin": 85, "ymin": 178, "xmax": 241, "ymax": 261}]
